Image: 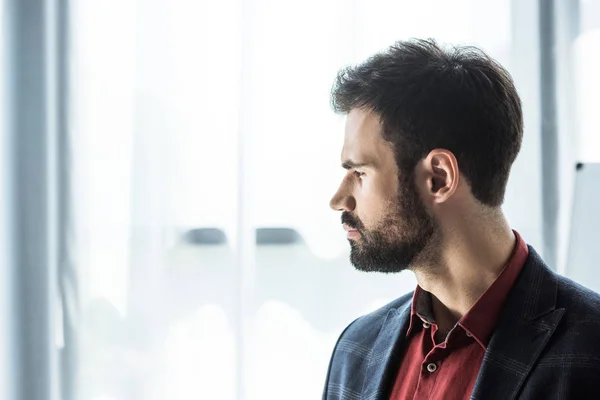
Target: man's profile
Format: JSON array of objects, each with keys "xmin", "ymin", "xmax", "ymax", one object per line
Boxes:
[{"xmin": 323, "ymin": 39, "xmax": 600, "ymax": 400}]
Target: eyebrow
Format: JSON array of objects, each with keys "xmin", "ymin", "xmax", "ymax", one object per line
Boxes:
[{"xmin": 342, "ymin": 160, "xmax": 371, "ymax": 170}]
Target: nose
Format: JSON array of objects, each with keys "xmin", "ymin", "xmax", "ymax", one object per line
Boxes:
[{"xmin": 329, "ymin": 180, "xmax": 356, "ymax": 212}]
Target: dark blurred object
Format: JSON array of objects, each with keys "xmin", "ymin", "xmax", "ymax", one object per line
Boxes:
[
  {"xmin": 256, "ymin": 228, "xmax": 302, "ymax": 245},
  {"xmin": 182, "ymin": 228, "xmax": 227, "ymax": 245}
]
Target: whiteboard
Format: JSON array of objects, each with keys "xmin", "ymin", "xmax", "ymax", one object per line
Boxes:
[{"xmin": 565, "ymin": 163, "xmax": 600, "ymax": 291}]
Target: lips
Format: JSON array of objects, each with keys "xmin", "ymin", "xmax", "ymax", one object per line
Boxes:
[
  {"xmin": 341, "ymin": 213, "xmax": 362, "ymax": 240},
  {"xmin": 342, "ymin": 223, "xmax": 358, "ymax": 232},
  {"xmin": 343, "ymin": 223, "xmax": 361, "ymax": 240}
]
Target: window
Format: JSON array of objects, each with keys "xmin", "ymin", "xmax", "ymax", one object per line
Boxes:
[{"xmin": 71, "ymin": 1, "xmax": 525, "ymax": 399}]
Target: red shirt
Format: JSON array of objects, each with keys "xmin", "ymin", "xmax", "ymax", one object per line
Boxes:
[{"xmin": 390, "ymin": 231, "xmax": 529, "ymax": 400}]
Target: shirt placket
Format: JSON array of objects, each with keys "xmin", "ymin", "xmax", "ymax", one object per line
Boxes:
[{"xmin": 413, "ymin": 318, "xmax": 448, "ymax": 399}]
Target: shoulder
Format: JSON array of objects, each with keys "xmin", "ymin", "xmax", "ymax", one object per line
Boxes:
[
  {"xmin": 329, "ymin": 291, "xmax": 413, "ymax": 362},
  {"xmin": 527, "ymin": 273, "xmax": 600, "ymax": 396},
  {"xmin": 544, "ymin": 272, "xmax": 600, "ymax": 370},
  {"xmin": 323, "ymin": 292, "xmax": 413, "ymax": 397},
  {"xmin": 555, "ymin": 273, "xmax": 600, "ymax": 323},
  {"xmin": 528, "ymin": 246, "xmax": 600, "ymax": 334},
  {"xmin": 340, "ymin": 291, "xmax": 413, "ymax": 342}
]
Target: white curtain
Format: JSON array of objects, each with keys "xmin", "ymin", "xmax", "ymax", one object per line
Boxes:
[{"xmin": 69, "ymin": 1, "xmax": 529, "ymax": 399}]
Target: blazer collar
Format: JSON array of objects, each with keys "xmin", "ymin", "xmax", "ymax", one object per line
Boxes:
[
  {"xmin": 470, "ymin": 246, "xmax": 565, "ymax": 400},
  {"xmin": 361, "ymin": 301, "xmax": 412, "ymax": 400}
]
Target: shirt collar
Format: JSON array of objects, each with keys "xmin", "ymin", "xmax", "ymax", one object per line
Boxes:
[{"xmin": 406, "ymin": 285, "xmax": 436, "ymax": 336}]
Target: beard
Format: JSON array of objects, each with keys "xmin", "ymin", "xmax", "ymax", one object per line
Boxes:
[{"xmin": 342, "ymin": 173, "xmax": 437, "ymax": 273}]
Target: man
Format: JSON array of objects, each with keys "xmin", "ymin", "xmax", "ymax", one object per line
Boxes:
[{"xmin": 323, "ymin": 39, "xmax": 600, "ymax": 400}]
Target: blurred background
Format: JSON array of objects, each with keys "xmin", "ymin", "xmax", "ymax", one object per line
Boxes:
[{"xmin": 1, "ymin": 0, "xmax": 599, "ymax": 399}]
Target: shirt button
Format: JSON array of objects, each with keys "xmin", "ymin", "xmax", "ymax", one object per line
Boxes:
[
  {"xmin": 426, "ymin": 363, "xmax": 437, "ymax": 373},
  {"xmin": 422, "ymin": 322, "xmax": 431, "ymax": 329}
]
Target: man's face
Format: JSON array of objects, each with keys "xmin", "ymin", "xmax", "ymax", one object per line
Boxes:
[{"xmin": 330, "ymin": 109, "xmax": 437, "ymax": 273}]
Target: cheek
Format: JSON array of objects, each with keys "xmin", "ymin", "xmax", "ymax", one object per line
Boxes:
[
  {"xmin": 364, "ymin": 174, "xmax": 397, "ymax": 200},
  {"xmin": 356, "ymin": 192, "xmax": 399, "ymax": 228}
]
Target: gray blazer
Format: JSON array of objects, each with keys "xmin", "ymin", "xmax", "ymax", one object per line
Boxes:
[{"xmin": 323, "ymin": 246, "xmax": 600, "ymax": 400}]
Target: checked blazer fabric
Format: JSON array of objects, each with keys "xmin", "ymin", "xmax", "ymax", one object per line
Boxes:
[{"xmin": 323, "ymin": 246, "xmax": 600, "ymax": 400}]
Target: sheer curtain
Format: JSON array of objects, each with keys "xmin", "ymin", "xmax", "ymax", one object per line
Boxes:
[{"xmin": 68, "ymin": 1, "xmax": 544, "ymax": 400}]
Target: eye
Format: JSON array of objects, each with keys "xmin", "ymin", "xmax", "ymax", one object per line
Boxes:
[{"xmin": 354, "ymin": 170, "xmax": 365, "ymax": 179}]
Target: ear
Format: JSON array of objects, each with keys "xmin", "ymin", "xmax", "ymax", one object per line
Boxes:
[{"xmin": 418, "ymin": 149, "xmax": 459, "ymax": 204}]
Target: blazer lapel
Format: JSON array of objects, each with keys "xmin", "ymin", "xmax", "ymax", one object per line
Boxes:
[
  {"xmin": 361, "ymin": 302, "xmax": 412, "ymax": 400},
  {"xmin": 470, "ymin": 247, "xmax": 565, "ymax": 400}
]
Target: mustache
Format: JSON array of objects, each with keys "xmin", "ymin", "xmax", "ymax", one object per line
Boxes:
[{"xmin": 341, "ymin": 212, "xmax": 364, "ymax": 231}]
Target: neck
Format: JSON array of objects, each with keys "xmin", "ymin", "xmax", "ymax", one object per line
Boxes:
[{"xmin": 413, "ymin": 209, "xmax": 516, "ymax": 334}]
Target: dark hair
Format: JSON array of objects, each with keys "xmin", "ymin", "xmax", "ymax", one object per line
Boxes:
[{"xmin": 331, "ymin": 39, "xmax": 523, "ymax": 207}]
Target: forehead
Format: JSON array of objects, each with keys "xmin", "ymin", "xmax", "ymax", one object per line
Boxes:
[{"xmin": 342, "ymin": 109, "xmax": 393, "ymax": 165}]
